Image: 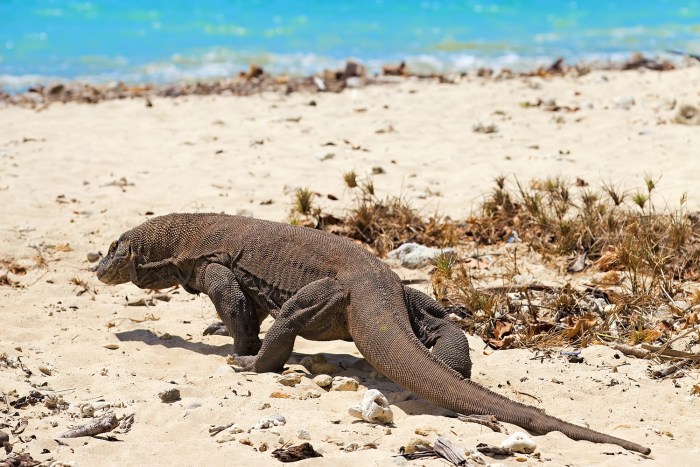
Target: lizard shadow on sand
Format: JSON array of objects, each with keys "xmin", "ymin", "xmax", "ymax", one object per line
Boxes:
[
  {"xmin": 114, "ymin": 329, "xmax": 232, "ymax": 357},
  {"xmin": 114, "ymin": 329, "xmax": 450, "ymax": 417}
]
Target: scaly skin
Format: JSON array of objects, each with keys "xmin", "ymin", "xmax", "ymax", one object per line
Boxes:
[{"xmin": 97, "ymin": 213, "xmax": 650, "ymax": 455}]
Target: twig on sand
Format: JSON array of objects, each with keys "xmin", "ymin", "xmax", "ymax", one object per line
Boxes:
[
  {"xmin": 457, "ymin": 414, "xmax": 504, "ymax": 432},
  {"xmin": 57, "ymin": 412, "xmax": 118, "ymax": 438},
  {"xmin": 641, "ymin": 344, "xmax": 700, "ymax": 361},
  {"xmin": 612, "ymin": 342, "xmax": 700, "ymax": 362},
  {"xmin": 611, "ymin": 344, "xmax": 653, "ymax": 359},
  {"xmin": 649, "ymin": 360, "xmax": 691, "ymax": 379},
  {"xmin": 479, "ymin": 283, "xmax": 561, "ymax": 294},
  {"xmin": 476, "ymin": 443, "xmax": 514, "ymax": 456}
]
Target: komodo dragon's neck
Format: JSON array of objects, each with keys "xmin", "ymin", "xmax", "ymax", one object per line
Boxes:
[{"xmin": 345, "ymin": 264, "xmax": 651, "ymax": 455}]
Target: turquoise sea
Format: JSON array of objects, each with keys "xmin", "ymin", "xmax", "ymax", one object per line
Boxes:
[{"xmin": 1, "ymin": 1, "xmax": 699, "ymax": 89}]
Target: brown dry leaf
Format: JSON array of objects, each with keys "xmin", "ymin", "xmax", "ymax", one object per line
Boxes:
[
  {"xmin": 493, "ymin": 320, "xmax": 513, "ymax": 339},
  {"xmin": 487, "ymin": 334, "xmax": 517, "ymax": 350},
  {"xmin": 636, "ymin": 329, "xmax": 662, "ymax": 343},
  {"xmin": 592, "ymin": 271, "xmax": 623, "ymax": 286},
  {"xmin": 563, "ymin": 313, "xmax": 597, "ymax": 339},
  {"xmin": 595, "ymin": 247, "xmax": 619, "ymax": 271},
  {"xmin": 691, "ymin": 384, "xmax": 700, "ymax": 397},
  {"xmin": 51, "ymin": 243, "xmax": 73, "ymax": 252},
  {"xmin": 525, "ymin": 321, "xmax": 555, "ymax": 337},
  {"xmin": 270, "ymin": 391, "xmax": 296, "ymax": 399},
  {"xmin": 687, "ymin": 313, "xmax": 699, "ymax": 326}
]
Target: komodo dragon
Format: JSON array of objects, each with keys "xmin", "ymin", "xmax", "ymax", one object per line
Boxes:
[{"xmin": 96, "ymin": 213, "xmax": 650, "ymax": 454}]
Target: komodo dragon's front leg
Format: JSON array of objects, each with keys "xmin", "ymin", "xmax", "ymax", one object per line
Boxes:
[
  {"xmin": 198, "ymin": 263, "xmax": 264, "ymax": 356},
  {"xmin": 229, "ymin": 278, "xmax": 347, "ymax": 373},
  {"xmin": 404, "ymin": 287, "xmax": 472, "ymax": 379}
]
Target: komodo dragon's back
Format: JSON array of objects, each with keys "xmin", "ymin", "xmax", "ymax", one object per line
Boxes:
[{"xmin": 97, "ymin": 213, "xmax": 651, "ymax": 455}]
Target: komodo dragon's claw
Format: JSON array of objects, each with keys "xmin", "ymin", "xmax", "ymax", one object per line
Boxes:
[
  {"xmin": 229, "ymin": 354, "xmax": 257, "ymax": 372},
  {"xmin": 203, "ymin": 321, "xmax": 230, "ymax": 336}
]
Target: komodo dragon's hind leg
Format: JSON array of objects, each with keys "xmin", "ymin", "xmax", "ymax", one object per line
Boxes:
[
  {"xmin": 404, "ymin": 287, "xmax": 472, "ymax": 379},
  {"xmin": 229, "ymin": 278, "xmax": 347, "ymax": 373},
  {"xmin": 200, "ymin": 263, "xmax": 263, "ymax": 356}
]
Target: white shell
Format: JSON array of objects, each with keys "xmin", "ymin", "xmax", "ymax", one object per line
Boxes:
[{"xmin": 348, "ymin": 389, "xmax": 394, "ymax": 424}]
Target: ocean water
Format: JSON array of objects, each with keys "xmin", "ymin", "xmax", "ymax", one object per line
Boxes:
[{"xmin": 1, "ymin": 0, "xmax": 698, "ymax": 89}]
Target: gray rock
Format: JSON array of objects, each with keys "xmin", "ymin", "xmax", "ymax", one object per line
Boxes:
[
  {"xmin": 0, "ymin": 430, "xmax": 9, "ymax": 444},
  {"xmin": 312, "ymin": 374, "xmax": 333, "ymax": 388},
  {"xmin": 330, "ymin": 376, "xmax": 359, "ymax": 392},
  {"xmin": 86, "ymin": 251, "xmax": 101, "ymax": 263},
  {"xmin": 386, "ymin": 243, "xmax": 456, "ymax": 269},
  {"xmin": 158, "ymin": 388, "xmax": 181, "ymax": 403},
  {"xmin": 277, "ymin": 373, "xmax": 302, "ymax": 387}
]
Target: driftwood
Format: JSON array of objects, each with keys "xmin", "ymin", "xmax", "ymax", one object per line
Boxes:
[
  {"xmin": 434, "ymin": 437, "xmax": 468, "ymax": 466},
  {"xmin": 58, "ymin": 412, "xmax": 118, "ymax": 438}
]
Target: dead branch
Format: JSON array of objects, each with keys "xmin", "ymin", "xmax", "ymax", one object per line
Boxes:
[
  {"xmin": 641, "ymin": 344, "xmax": 700, "ymax": 361},
  {"xmin": 649, "ymin": 360, "xmax": 691, "ymax": 379},
  {"xmin": 457, "ymin": 414, "xmax": 503, "ymax": 432},
  {"xmin": 476, "ymin": 443, "xmax": 514, "ymax": 456},
  {"xmin": 611, "ymin": 344, "xmax": 653, "ymax": 359},
  {"xmin": 58, "ymin": 412, "xmax": 118, "ymax": 438}
]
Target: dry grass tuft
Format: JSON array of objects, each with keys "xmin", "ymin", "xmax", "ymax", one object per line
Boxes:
[
  {"xmin": 435, "ymin": 176, "xmax": 700, "ymax": 354},
  {"xmin": 328, "ymin": 177, "xmax": 460, "ymax": 255}
]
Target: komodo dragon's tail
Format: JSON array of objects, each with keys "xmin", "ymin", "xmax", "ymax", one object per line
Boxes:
[{"xmin": 348, "ymin": 281, "xmax": 651, "ymax": 455}]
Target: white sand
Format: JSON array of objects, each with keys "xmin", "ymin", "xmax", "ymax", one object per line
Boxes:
[{"xmin": 1, "ymin": 67, "xmax": 699, "ymax": 466}]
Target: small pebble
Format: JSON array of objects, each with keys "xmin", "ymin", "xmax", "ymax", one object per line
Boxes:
[
  {"xmin": 312, "ymin": 374, "xmax": 333, "ymax": 388},
  {"xmin": 330, "ymin": 376, "xmax": 359, "ymax": 392},
  {"xmin": 158, "ymin": 388, "xmax": 181, "ymax": 403},
  {"xmin": 86, "ymin": 251, "xmax": 101, "ymax": 262},
  {"xmin": 472, "ymin": 121, "xmax": 498, "ymax": 134},
  {"xmin": 613, "ymin": 96, "xmax": 635, "ymax": 110},
  {"xmin": 277, "ymin": 373, "xmax": 302, "ymax": 387},
  {"xmin": 254, "ymin": 414, "xmax": 286, "ymax": 430},
  {"xmin": 38, "ymin": 365, "xmax": 52, "ymax": 376},
  {"xmin": 0, "ymin": 430, "xmax": 9, "ymax": 444},
  {"xmin": 298, "ymin": 429, "xmax": 311, "ymax": 440}
]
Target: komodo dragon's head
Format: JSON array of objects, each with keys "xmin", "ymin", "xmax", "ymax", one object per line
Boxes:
[
  {"xmin": 96, "ymin": 235, "xmax": 138, "ymax": 285},
  {"xmin": 96, "ymin": 217, "xmax": 184, "ymax": 289}
]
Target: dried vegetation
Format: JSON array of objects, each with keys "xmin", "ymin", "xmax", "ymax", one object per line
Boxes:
[{"xmin": 298, "ymin": 174, "xmax": 700, "ymax": 368}]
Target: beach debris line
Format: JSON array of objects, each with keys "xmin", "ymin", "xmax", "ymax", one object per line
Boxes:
[{"xmin": 0, "ymin": 53, "xmax": 682, "ymax": 109}]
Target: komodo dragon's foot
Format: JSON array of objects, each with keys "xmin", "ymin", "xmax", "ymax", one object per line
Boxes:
[
  {"xmin": 203, "ymin": 321, "xmax": 229, "ymax": 336},
  {"xmin": 228, "ymin": 354, "xmax": 257, "ymax": 372}
]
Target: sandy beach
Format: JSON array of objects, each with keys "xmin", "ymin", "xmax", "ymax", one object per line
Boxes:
[{"xmin": 1, "ymin": 66, "xmax": 699, "ymax": 466}]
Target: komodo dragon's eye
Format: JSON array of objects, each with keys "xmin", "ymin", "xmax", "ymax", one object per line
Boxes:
[{"xmin": 108, "ymin": 241, "xmax": 118, "ymax": 253}]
